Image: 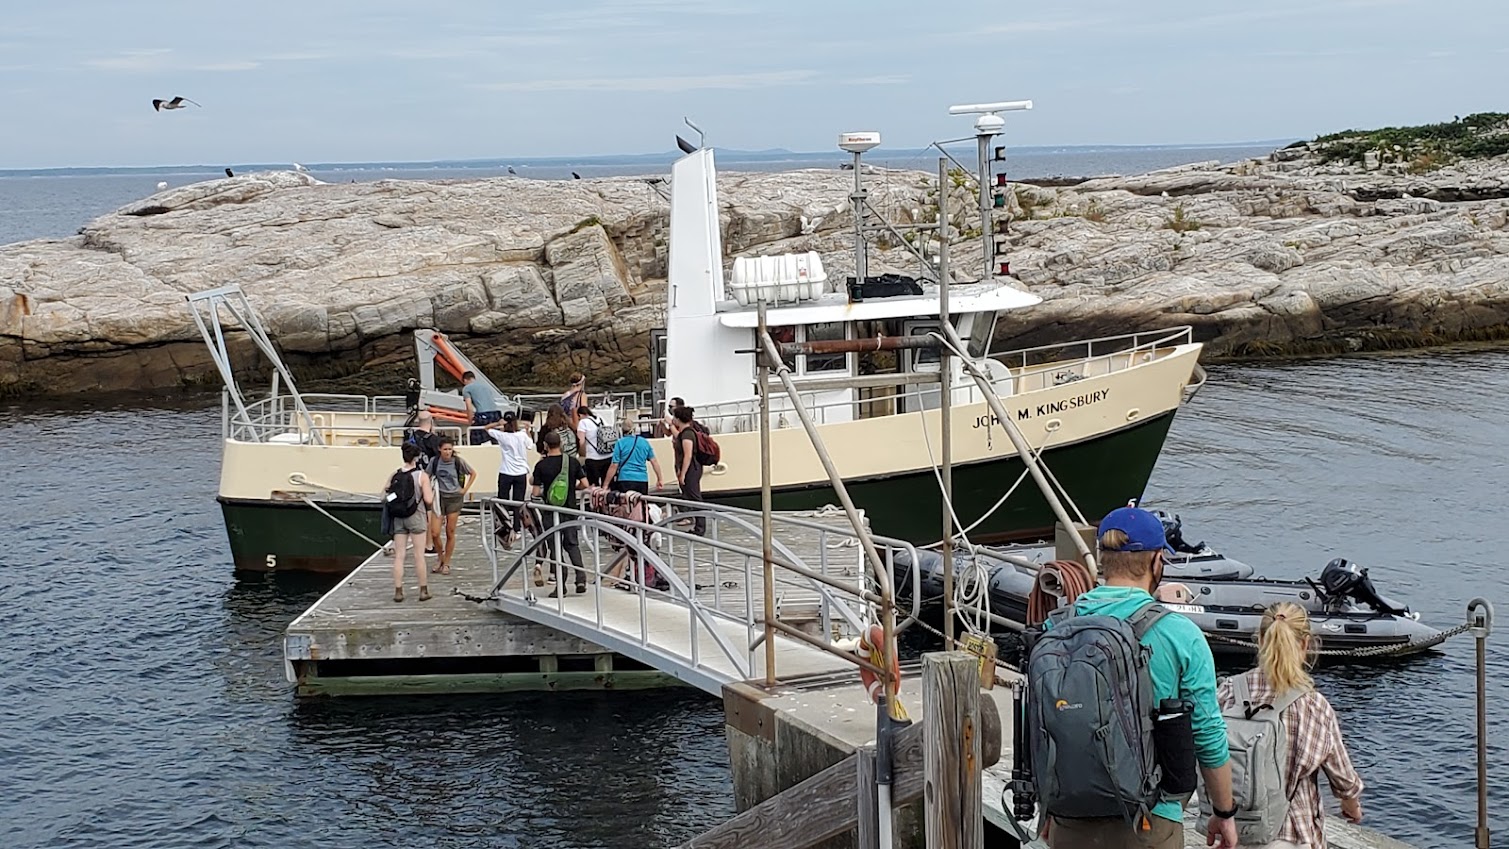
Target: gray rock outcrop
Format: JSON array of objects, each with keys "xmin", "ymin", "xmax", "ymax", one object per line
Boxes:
[{"xmin": 3, "ymin": 149, "xmax": 1509, "ymax": 396}]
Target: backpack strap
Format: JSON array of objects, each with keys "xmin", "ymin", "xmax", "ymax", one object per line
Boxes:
[
  {"xmin": 1125, "ymin": 600, "xmax": 1170, "ymax": 641},
  {"xmin": 1225, "ymin": 672, "xmax": 1253, "ymax": 711},
  {"xmin": 1269, "ymin": 687, "xmax": 1306, "ymax": 716}
]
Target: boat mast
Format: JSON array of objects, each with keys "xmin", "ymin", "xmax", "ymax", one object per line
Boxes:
[
  {"xmin": 839, "ymin": 132, "xmax": 881, "ymax": 290},
  {"xmin": 947, "ymin": 100, "xmax": 1032, "ymax": 279}
]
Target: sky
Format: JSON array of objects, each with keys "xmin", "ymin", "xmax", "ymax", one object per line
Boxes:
[{"xmin": 0, "ymin": 0, "xmax": 1505, "ymax": 168}]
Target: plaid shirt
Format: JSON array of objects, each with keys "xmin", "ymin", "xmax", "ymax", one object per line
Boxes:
[{"xmin": 1217, "ymin": 669, "xmax": 1364, "ymax": 848}]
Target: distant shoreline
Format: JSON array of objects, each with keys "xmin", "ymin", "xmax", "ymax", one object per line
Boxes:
[{"xmin": 0, "ymin": 140, "xmax": 1297, "ymax": 178}]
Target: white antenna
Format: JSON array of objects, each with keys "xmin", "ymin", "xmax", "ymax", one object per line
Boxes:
[{"xmin": 947, "ymin": 100, "xmax": 1033, "ymax": 135}]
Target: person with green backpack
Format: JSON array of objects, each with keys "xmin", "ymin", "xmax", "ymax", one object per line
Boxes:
[{"xmin": 530, "ymin": 429, "xmax": 588, "ymax": 597}]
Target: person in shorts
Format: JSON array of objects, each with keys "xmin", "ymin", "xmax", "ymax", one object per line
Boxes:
[
  {"xmin": 426, "ymin": 435, "xmax": 474, "ymax": 575},
  {"xmin": 386, "ymin": 443, "xmax": 433, "ymax": 603}
]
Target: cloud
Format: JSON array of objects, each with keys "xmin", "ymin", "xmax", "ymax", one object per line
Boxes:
[
  {"xmin": 85, "ymin": 48, "xmax": 172, "ymax": 71},
  {"xmin": 845, "ymin": 74, "xmax": 910, "ymax": 85},
  {"xmin": 83, "ymin": 48, "xmax": 258, "ymax": 73},
  {"xmin": 478, "ymin": 69, "xmax": 817, "ymax": 93}
]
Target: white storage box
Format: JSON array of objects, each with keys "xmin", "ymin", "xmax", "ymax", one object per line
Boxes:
[{"xmin": 729, "ymin": 252, "xmax": 829, "ymax": 305}]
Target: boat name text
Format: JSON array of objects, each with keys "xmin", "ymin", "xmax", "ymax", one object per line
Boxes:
[{"xmin": 973, "ymin": 389, "xmax": 1110, "ymax": 427}]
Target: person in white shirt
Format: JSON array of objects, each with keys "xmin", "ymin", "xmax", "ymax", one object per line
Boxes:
[
  {"xmin": 577, "ymin": 405, "xmax": 614, "ymax": 486},
  {"xmin": 485, "ymin": 412, "xmax": 533, "ymax": 539}
]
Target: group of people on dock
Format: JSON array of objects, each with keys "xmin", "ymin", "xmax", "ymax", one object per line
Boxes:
[
  {"xmin": 382, "ymin": 374, "xmax": 715, "ymax": 601},
  {"xmin": 1027, "ymin": 506, "xmax": 1364, "ymax": 849}
]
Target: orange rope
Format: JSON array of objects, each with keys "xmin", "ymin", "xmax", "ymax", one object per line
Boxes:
[{"xmin": 1026, "ymin": 559, "xmax": 1096, "ymax": 627}]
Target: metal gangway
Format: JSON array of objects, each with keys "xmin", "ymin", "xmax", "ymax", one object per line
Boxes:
[{"xmin": 480, "ymin": 494, "xmax": 922, "ymax": 695}]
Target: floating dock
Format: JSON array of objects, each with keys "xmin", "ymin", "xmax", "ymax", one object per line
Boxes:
[{"xmin": 282, "ymin": 505, "xmax": 875, "ymax": 696}]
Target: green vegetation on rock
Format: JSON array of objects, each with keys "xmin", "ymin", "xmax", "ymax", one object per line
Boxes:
[{"xmin": 1311, "ymin": 112, "xmax": 1509, "ymax": 166}]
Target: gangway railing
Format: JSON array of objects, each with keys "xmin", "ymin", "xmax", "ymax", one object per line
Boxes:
[{"xmin": 480, "ymin": 496, "xmax": 921, "ymax": 694}]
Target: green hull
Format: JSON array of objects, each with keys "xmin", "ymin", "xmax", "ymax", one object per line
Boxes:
[
  {"xmin": 220, "ymin": 498, "xmax": 386, "ymax": 573},
  {"xmin": 220, "ymin": 411, "xmax": 1176, "ymax": 573},
  {"xmin": 708, "ymin": 410, "xmax": 1177, "ymax": 544}
]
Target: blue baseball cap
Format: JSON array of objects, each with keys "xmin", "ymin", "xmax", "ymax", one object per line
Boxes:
[{"xmin": 1097, "ymin": 507, "xmax": 1167, "ymax": 552}]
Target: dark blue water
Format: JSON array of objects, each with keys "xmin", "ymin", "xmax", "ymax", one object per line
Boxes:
[
  {"xmin": 0, "ymin": 144, "xmax": 1278, "ymax": 246},
  {"xmin": 1, "ymin": 351, "xmax": 1503, "ymax": 848}
]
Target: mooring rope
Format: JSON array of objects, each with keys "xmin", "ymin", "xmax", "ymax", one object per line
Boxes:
[{"xmin": 299, "ymin": 496, "xmax": 385, "ymax": 551}]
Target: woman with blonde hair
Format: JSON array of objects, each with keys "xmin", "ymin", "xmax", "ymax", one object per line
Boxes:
[{"xmin": 1217, "ymin": 602, "xmax": 1365, "ymax": 848}]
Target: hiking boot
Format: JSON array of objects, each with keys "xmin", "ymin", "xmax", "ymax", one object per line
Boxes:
[
  {"xmin": 393, "ymin": 587, "xmax": 404, "ymax": 603},
  {"xmin": 418, "ymin": 586, "xmax": 432, "ymax": 602}
]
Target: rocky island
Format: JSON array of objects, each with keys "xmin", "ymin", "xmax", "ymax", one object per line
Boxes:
[{"xmin": 3, "ymin": 114, "xmax": 1509, "ymax": 397}]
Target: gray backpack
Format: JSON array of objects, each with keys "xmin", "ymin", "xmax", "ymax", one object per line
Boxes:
[
  {"xmin": 1027, "ymin": 601, "xmax": 1169, "ymax": 823},
  {"xmin": 1200, "ymin": 674, "xmax": 1303, "ymax": 845}
]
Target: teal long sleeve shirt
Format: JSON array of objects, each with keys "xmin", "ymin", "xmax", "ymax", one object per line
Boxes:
[{"xmin": 1054, "ymin": 585, "xmax": 1230, "ymax": 823}]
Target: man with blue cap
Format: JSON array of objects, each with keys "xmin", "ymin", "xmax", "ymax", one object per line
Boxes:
[{"xmin": 1042, "ymin": 505, "xmax": 1238, "ymax": 849}]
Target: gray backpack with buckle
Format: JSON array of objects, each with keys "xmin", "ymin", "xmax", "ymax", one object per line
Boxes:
[
  {"xmin": 1027, "ymin": 600, "xmax": 1169, "ymax": 824},
  {"xmin": 1200, "ymin": 674, "xmax": 1304, "ymax": 844}
]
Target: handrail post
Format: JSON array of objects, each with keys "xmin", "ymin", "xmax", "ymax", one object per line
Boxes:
[
  {"xmin": 938, "ymin": 156, "xmax": 956, "ymax": 649},
  {"xmin": 758, "ymin": 301, "xmax": 777, "ymax": 686}
]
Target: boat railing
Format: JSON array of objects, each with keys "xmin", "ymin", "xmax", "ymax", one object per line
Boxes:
[
  {"xmin": 223, "ymin": 390, "xmax": 458, "ymax": 445},
  {"xmin": 482, "ymin": 494, "xmax": 921, "ymax": 689},
  {"xmin": 507, "ymin": 389, "xmax": 651, "ymax": 416},
  {"xmin": 991, "ymin": 325, "xmax": 1193, "ymax": 380}
]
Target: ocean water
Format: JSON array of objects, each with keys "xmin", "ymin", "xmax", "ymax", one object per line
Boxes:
[{"xmin": 0, "ymin": 353, "xmax": 1503, "ymax": 849}]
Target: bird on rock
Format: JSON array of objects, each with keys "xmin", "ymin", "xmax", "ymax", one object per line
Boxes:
[
  {"xmin": 224, "ymin": 168, "xmax": 234, "ymax": 178},
  {"xmin": 152, "ymin": 96, "xmax": 201, "ymax": 111},
  {"xmin": 571, "ymin": 171, "xmax": 581, "ymax": 180}
]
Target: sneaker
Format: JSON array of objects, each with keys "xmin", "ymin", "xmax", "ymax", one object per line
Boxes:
[
  {"xmin": 575, "ymin": 583, "xmax": 587, "ymax": 595},
  {"xmin": 425, "ymin": 547, "xmax": 437, "ymax": 555}
]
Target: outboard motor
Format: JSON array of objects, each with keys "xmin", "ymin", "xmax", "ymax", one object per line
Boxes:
[
  {"xmin": 1317, "ymin": 558, "xmax": 1410, "ymax": 616},
  {"xmin": 1154, "ymin": 510, "xmax": 1205, "ymax": 555}
]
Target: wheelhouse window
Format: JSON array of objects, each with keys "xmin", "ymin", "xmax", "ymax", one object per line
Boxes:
[{"xmin": 805, "ymin": 322, "xmax": 848, "ymax": 373}]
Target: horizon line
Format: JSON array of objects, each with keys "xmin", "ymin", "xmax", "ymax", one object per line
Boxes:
[{"xmin": 0, "ymin": 138, "xmax": 1299, "ymax": 175}]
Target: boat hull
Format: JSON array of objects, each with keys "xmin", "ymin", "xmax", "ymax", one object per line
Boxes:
[
  {"xmin": 708, "ymin": 409, "xmax": 1177, "ymax": 544},
  {"xmin": 218, "ymin": 408, "xmax": 1176, "ymax": 573},
  {"xmin": 220, "ymin": 497, "xmax": 384, "ymax": 573}
]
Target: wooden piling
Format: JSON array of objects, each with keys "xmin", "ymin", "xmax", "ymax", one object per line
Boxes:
[{"xmin": 923, "ymin": 652, "xmax": 983, "ymax": 849}]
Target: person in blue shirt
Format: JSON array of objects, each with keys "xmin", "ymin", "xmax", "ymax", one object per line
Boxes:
[
  {"xmin": 1046, "ymin": 506, "xmax": 1238, "ymax": 849},
  {"xmin": 603, "ymin": 421, "xmax": 664, "ymax": 494},
  {"xmin": 460, "ymin": 370, "xmax": 502, "ymax": 445}
]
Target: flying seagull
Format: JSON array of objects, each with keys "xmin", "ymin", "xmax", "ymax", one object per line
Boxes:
[
  {"xmin": 152, "ymin": 96, "xmax": 201, "ymax": 111},
  {"xmin": 571, "ymin": 171, "xmax": 581, "ymax": 180},
  {"xmin": 224, "ymin": 167, "xmax": 234, "ymax": 178}
]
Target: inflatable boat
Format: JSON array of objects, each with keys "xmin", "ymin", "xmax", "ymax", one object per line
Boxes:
[{"xmin": 894, "ymin": 514, "xmax": 1443, "ymax": 659}]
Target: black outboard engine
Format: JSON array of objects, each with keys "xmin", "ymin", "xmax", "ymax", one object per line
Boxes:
[
  {"xmin": 1317, "ymin": 558, "xmax": 1410, "ymax": 616},
  {"xmin": 1154, "ymin": 510, "xmax": 1205, "ymax": 555}
]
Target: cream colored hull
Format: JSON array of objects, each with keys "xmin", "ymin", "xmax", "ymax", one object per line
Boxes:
[{"xmin": 218, "ymin": 344, "xmax": 1201, "ymax": 503}]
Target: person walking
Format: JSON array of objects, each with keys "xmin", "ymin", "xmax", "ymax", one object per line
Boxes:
[
  {"xmin": 406, "ymin": 410, "xmax": 442, "ymax": 464},
  {"xmin": 604, "ymin": 420, "xmax": 664, "ymax": 494},
  {"xmin": 560, "ymin": 372, "xmax": 587, "ymax": 424},
  {"xmin": 384, "ymin": 443, "xmax": 433, "ymax": 603},
  {"xmin": 485, "ymin": 412, "xmax": 533, "ymax": 541},
  {"xmin": 1216, "ymin": 602, "xmax": 1365, "ymax": 849},
  {"xmin": 426, "ymin": 436, "xmax": 474, "ymax": 575},
  {"xmin": 661, "ymin": 396, "xmax": 685, "ymax": 436},
  {"xmin": 1040, "ymin": 506, "xmax": 1237, "ymax": 849},
  {"xmin": 531, "ymin": 429, "xmax": 588, "ymax": 597},
  {"xmin": 577, "ymin": 406, "xmax": 614, "ymax": 485},
  {"xmin": 537, "ymin": 404, "xmax": 578, "ymax": 460},
  {"xmin": 460, "ymin": 370, "xmax": 503, "ymax": 445},
  {"xmin": 670, "ymin": 406, "xmax": 706, "ymax": 535}
]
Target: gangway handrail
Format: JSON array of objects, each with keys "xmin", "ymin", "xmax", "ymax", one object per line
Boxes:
[{"xmin": 483, "ymin": 496, "xmax": 912, "ymax": 688}]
